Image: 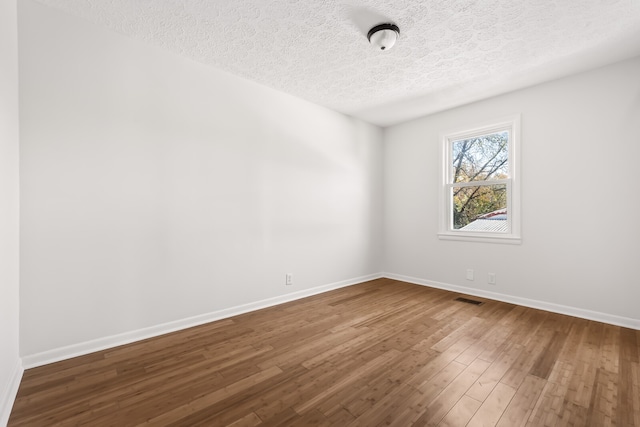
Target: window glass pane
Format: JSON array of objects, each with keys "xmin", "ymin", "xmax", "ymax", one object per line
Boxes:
[
  {"xmin": 451, "ymin": 131, "xmax": 509, "ymax": 183},
  {"xmin": 452, "ymin": 184, "xmax": 507, "ymax": 230}
]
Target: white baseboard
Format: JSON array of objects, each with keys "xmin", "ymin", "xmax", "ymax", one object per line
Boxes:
[
  {"xmin": 0, "ymin": 358, "xmax": 23, "ymax": 427},
  {"xmin": 384, "ymin": 272, "xmax": 640, "ymax": 330},
  {"xmin": 22, "ymin": 273, "xmax": 384, "ymax": 369},
  {"xmin": 22, "ymin": 270, "xmax": 637, "ymax": 370}
]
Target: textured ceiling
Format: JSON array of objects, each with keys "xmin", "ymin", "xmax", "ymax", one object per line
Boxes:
[{"xmin": 34, "ymin": 0, "xmax": 640, "ymax": 126}]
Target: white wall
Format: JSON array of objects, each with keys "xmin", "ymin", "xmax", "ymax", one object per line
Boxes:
[
  {"xmin": 0, "ymin": 0, "xmax": 22, "ymax": 423},
  {"xmin": 18, "ymin": 0, "xmax": 382, "ymax": 359},
  {"xmin": 384, "ymin": 56, "xmax": 640, "ymax": 326}
]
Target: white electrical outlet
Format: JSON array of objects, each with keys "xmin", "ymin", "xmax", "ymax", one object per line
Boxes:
[
  {"xmin": 285, "ymin": 273, "xmax": 293, "ymax": 286},
  {"xmin": 488, "ymin": 273, "xmax": 496, "ymax": 285},
  {"xmin": 466, "ymin": 269, "xmax": 474, "ymax": 281}
]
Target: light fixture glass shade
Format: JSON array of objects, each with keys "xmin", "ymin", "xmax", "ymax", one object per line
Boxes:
[{"xmin": 368, "ymin": 24, "xmax": 400, "ymax": 51}]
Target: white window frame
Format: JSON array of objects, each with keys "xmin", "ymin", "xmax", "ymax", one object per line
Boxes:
[{"xmin": 438, "ymin": 115, "xmax": 521, "ymax": 244}]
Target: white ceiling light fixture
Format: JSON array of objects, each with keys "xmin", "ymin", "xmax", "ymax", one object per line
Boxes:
[{"xmin": 367, "ymin": 23, "xmax": 400, "ymax": 51}]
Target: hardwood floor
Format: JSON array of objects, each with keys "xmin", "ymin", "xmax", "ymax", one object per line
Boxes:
[{"xmin": 9, "ymin": 278, "xmax": 640, "ymax": 426}]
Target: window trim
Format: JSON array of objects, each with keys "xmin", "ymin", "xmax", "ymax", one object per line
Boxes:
[{"xmin": 438, "ymin": 115, "xmax": 521, "ymax": 244}]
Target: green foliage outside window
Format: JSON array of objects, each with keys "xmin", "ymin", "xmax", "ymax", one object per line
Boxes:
[{"xmin": 451, "ymin": 132, "xmax": 508, "ymax": 229}]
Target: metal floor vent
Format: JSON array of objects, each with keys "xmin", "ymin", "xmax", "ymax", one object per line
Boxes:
[{"xmin": 455, "ymin": 297, "xmax": 484, "ymax": 306}]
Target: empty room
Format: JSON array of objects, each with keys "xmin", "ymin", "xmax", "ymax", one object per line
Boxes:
[{"xmin": 1, "ymin": 0, "xmax": 640, "ymax": 425}]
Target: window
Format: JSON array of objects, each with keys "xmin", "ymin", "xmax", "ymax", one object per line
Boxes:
[{"xmin": 439, "ymin": 115, "xmax": 521, "ymax": 244}]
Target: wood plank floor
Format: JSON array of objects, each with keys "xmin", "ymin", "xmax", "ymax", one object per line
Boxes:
[{"xmin": 9, "ymin": 278, "xmax": 640, "ymax": 426}]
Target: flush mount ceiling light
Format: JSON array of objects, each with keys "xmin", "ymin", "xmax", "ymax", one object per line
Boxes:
[{"xmin": 367, "ymin": 23, "xmax": 400, "ymax": 51}]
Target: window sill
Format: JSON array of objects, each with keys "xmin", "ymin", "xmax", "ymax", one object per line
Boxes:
[{"xmin": 437, "ymin": 232, "xmax": 522, "ymax": 245}]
